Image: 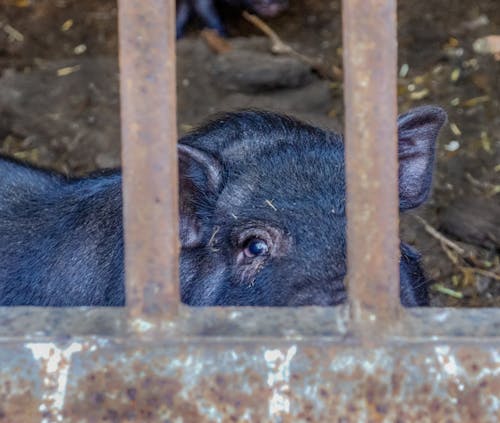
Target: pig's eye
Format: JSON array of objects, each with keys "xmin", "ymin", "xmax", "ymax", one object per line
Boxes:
[{"xmin": 243, "ymin": 239, "xmax": 269, "ymax": 258}]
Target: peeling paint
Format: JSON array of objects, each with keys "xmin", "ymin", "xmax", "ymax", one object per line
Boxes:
[
  {"xmin": 265, "ymin": 346, "xmax": 297, "ymax": 417},
  {"xmin": 26, "ymin": 342, "xmax": 83, "ymax": 422}
]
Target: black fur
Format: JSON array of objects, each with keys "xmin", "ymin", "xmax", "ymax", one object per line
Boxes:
[
  {"xmin": 0, "ymin": 156, "xmax": 124, "ymax": 305},
  {"xmin": 0, "ymin": 107, "xmax": 446, "ymax": 306}
]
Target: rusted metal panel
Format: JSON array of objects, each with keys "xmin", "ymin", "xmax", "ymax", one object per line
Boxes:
[
  {"xmin": 0, "ymin": 306, "xmax": 499, "ymax": 420},
  {"xmin": 118, "ymin": 0, "xmax": 179, "ymax": 321},
  {"xmin": 0, "ymin": 338, "xmax": 498, "ymax": 422},
  {"xmin": 342, "ymin": 0, "xmax": 400, "ymax": 334}
]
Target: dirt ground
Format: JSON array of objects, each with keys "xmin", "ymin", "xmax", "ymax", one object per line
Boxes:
[{"xmin": 0, "ymin": 0, "xmax": 498, "ymax": 307}]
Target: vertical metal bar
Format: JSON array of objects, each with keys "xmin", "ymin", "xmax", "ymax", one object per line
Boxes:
[
  {"xmin": 118, "ymin": 0, "xmax": 179, "ymax": 322},
  {"xmin": 342, "ymin": 0, "xmax": 399, "ymax": 335}
]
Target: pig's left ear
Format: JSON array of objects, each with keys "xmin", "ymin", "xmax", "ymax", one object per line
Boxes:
[
  {"xmin": 178, "ymin": 144, "xmax": 223, "ymax": 248},
  {"xmin": 398, "ymin": 105, "xmax": 447, "ymax": 210}
]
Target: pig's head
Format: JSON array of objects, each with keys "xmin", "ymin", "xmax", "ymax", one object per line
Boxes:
[{"xmin": 179, "ymin": 106, "xmax": 446, "ymax": 306}]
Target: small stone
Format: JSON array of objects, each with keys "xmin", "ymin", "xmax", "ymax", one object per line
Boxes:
[{"xmin": 444, "ymin": 140, "xmax": 460, "ymax": 152}]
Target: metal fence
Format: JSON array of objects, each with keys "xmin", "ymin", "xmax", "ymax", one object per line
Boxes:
[{"xmin": 0, "ymin": 0, "xmax": 498, "ymax": 421}]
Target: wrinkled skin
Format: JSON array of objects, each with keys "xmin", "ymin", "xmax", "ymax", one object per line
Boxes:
[
  {"xmin": 0, "ymin": 106, "xmax": 446, "ymax": 307},
  {"xmin": 176, "ymin": 0, "xmax": 289, "ymax": 38}
]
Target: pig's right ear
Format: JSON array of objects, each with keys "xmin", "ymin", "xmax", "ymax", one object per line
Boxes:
[
  {"xmin": 178, "ymin": 144, "xmax": 223, "ymax": 248},
  {"xmin": 397, "ymin": 106, "xmax": 447, "ymax": 210}
]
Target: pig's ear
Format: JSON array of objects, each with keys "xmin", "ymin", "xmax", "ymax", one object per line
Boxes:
[
  {"xmin": 178, "ymin": 144, "xmax": 223, "ymax": 248},
  {"xmin": 398, "ymin": 106, "xmax": 447, "ymax": 210}
]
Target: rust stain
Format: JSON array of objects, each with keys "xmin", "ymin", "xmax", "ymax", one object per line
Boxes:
[
  {"xmin": 59, "ymin": 343, "xmax": 500, "ymax": 421},
  {"xmin": 0, "ymin": 380, "xmax": 40, "ymax": 422},
  {"xmin": 0, "ymin": 339, "xmax": 497, "ymax": 421}
]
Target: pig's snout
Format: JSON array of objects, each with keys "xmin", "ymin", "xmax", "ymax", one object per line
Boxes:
[{"xmin": 287, "ymin": 279, "xmax": 347, "ymax": 307}]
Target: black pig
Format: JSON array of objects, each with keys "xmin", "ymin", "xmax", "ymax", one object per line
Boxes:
[
  {"xmin": 176, "ymin": 0, "xmax": 288, "ymax": 38},
  {"xmin": 0, "ymin": 106, "xmax": 446, "ymax": 306}
]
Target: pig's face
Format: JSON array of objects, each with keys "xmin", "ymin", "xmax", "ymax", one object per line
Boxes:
[
  {"xmin": 200, "ymin": 140, "xmax": 347, "ymax": 306},
  {"xmin": 179, "ymin": 107, "xmax": 446, "ymax": 306}
]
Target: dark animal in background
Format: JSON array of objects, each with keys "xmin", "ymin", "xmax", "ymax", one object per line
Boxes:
[
  {"xmin": 0, "ymin": 106, "xmax": 446, "ymax": 306},
  {"xmin": 176, "ymin": 0, "xmax": 289, "ymax": 38}
]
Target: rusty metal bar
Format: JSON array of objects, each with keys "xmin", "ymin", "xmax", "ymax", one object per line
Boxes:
[
  {"xmin": 342, "ymin": 0, "xmax": 400, "ymax": 335},
  {"xmin": 118, "ymin": 0, "xmax": 179, "ymax": 322}
]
